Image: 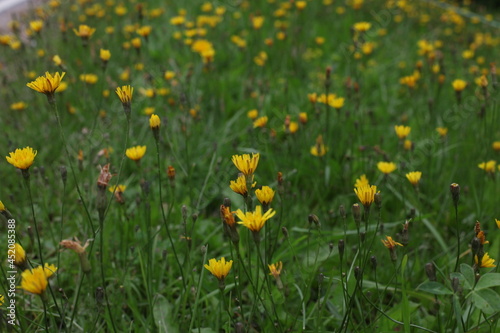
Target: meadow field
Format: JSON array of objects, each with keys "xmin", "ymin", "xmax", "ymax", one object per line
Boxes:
[{"xmin": 0, "ymin": 0, "xmax": 500, "ymax": 332}]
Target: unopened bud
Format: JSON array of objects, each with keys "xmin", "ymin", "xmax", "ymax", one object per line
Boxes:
[
  {"xmin": 374, "ymin": 192, "xmax": 382, "ymax": 209},
  {"xmin": 308, "ymin": 214, "xmax": 320, "ymax": 227},
  {"xmin": 223, "ymin": 197, "xmax": 231, "ymax": 208},
  {"xmin": 182, "ymin": 205, "xmax": 188, "ymax": 222},
  {"xmin": 60, "ymin": 165, "xmax": 67, "ymax": 185},
  {"xmin": 339, "ymin": 205, "xmax": 346, "ymax": 219},
  {"xmin": 370, "ymin": 256, "xmax": 377, "ymax": 270},
  {"xmin": 450, "ymin": 183, "xmax": 460, "ymax": 206},
  {"xmin": 425, "ymin": 263, "xmax": 436, "ymax": 281},
  {"xmin": 354, "ymin": 266, "xmax": 362, "ymax": 280},
  {"xmin": 352, "ymin": 204, "xmax": 361, "ymax": 226},
  {"xmin": 282, "ymin": 227, "xmax": 289, "ymax": 238},
  {"xmin": 338, "ymin": 239, "xmax": 345, "ymax": 257}
]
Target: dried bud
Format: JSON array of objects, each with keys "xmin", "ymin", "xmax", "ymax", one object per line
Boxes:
[
  {"xmin": 338, "ymin": 239, "xmax": 345, "ymax": 257},
  {"xmin": 425, "ymin": 262, "xmax": 436, "ymax": 281},
  {"xmin": 281, "ymin": 227, "xmax": 289, "ymax": 238},
  {"xmin": 97, "ymin": 164, "xmax": 112, "ymax": 189},
  {"xmin": 339, "ymin": 205, "xmax": 346, "ymax": 219},
  {"xmin": 60, "ymin": 239, "xmax": 92, "ymax": 274}
]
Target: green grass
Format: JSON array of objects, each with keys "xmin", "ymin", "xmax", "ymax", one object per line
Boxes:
[{"xmin": 1, "ymin": 0, "xmax": 500, "ymax": 331}]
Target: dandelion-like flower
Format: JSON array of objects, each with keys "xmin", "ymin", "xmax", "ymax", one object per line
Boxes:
[
  {"xmin": 232, "ymin": 153, "xmax": 260, "ymax": 177},
  {"xmin": 496, "ymin": 219, "xmax": 500, "ymax": 229},
  {"xmin": 126, "ymin": 146, "xmax": 146, "ymax": 161},
  {"xmin": 354, "ymin": 184, "xmax": 378, "ymax": 208},
  {"xmin": 116, "ymin": 85, "xmax": 134, "ymax": 106},
  {"xmin": 229, "ymin": 174, "xmax": 250, "ymax": 197},
  {"xmin": 0, "ymin": 201, "xmax": 4, "ymax": 212},
  {"xmin": 13, "ymin": 243, "xmax": 27, "ymax": 268},
  {"xmin": 436, "ymin": 127, "xmax": 448, "ymax": 137},
  {"xmin": 452, "ymin": 79, "xmax": 467, "ymax": 92},
  {"xmin": 354, "ymin": 174, "xmax": 369, "ymax": 188},
  {"xmin": 149, "ymin": 114, "xmax": 161, "ymax": 129},
  {"xmin": 353, "ymin": 22, "xmax": 371, "ymax": 32},
  {"xmin": 478, "ymin": 160, "xmax": 496, "ymax": 174},
  {"xmin": 475, "ymin": 253, "xmax": 496, "ymax": 268},
  {"xmin": 255, "ymin": 186, "xmax": 275, "ymax": 206},
  {"xmin": 394, "ymin": 125, "xmax": 411, "ymax": 140},
  {"xmin": 100, "ymin": 49, "xmax": 111, "ymax": 63},
  {"xmin": 0, "ymin": 294, "xmax": 4, "ymax": 306},
  {"xmin": 268, "ymin": 261, "xmax": 283, "ymax": 278},
  {"xmin": 406, "ymin": 171, "xmax": 422, "ymax": 186},
  {"xmin": 20, "ymin": 263, "xmax": 58, "ymax": 295},
  {"xmin": 26, "ymin": 72, "xmax": 66, "ymax": 99},
  {"xmin": 220, "ymin": 205, "xmax": 236, "ymax": 227},
  {"xmin": 377, "ymin": 161, "xmax": 397, "ymax": 175},
  {"xmin": 235, "ymin": 205, "xmax": 276, "ymax": 233},
  {"xmin": 382, "ymin": 236, "xmax": 403, "ymax": 261},
  {"xmin": 73, "ymin": 24, "xmax": 96, "ymax": 39},
  {"xmin": 6, "ymin": 147, "xmax": 37, "ymax": 170},
  {"xmin": 204, "ymin": 257, "xmax": 233, "ymax": 281},
  {"xmin": 253, "ymin": 116, "xmax": 268, "ymax": 128},
  {"xmin": 310, "ymin": 135, "xmax": 327, "ymax": 157}
]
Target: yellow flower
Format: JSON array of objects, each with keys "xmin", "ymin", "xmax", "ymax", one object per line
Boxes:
[
  {"xmin": 52, "ymin": 55, "xmax": 62, "ymax": 66},
  {"xmin": 496, "ymin": 219, "xmax": 500, "ymax": 229},
  {"xmin": 73, "ymin": 24, "xmax": 96, "ymax": 39},
  {"xmin": 236, "ymin": 205, "xmax": 276, "ymax": 233},
  {"xmin": 268, "ymin": 261, "xmax": 283, "ymax": 278},
  {"xmin": 126, "ymin": 146, "xmax": 146, "ymax": 161},
  {"xmin": 100, "ymin": 49, "xmax": 111, "ymax": 62},
  {"xmin": 20, "ymin": 263, "xmax": 58, "ymax": 295},
  {"xmin": 310, "ymin": 135, "xmax": 327, "ymax": 157},
  {"xmin": 436, "ymin": 127, "xmax": 448, "ymax": 137},
  {"xmin": 295, "ymin": 1, "xmax": 307, "ymax": 10},
  {"xmin": 116, "ymin": 85, "xmax": 134, "ymax": 105},
  {"xmin": 108, "ymin": 185, "xmax": 126, "ymax": 193},
  {"xmin": 164, "ymin": 71, "xmax": 175, "ymax": 80},
  {"xmin": 253, "ymin": 116, "xmax": 268, "ymax": 128},
  {"xmin": 6, "ymin": 147, "xmax": 37, "ymax": 170},
  {"xmin": 247, "ymin": 109, "xmax": 259, "ymax": 119},
  {"xmin": 377, "ymin": 161, "xmax": 397, "ymax": 174},
  {"xmin": 329, "ymin": 97, "xmax": 345, "ymax": 109},
  {"xmin": 251, "ymin": 16, "xmax": 265, "ymax": 29},
  {"xmin": 220, "ymin": 205, "xmax": 236, "ymax": 227},
  {"xmin": 14, "ymin": 243, "xmax": 26, "ymax": 267},
  {"xmin": 381, "ymin": 236, "xmax": 403, "ymax": 249},
  {"xmin": 136, "ymin": 25, "xmax": 152, "ymax": 37},
  {"xmin": 406, "ymin": 171, "xmax": 422, "ymax": 186},
  {"xmin": 26, "ymin": 72, "xmax": 66, "ymax": 96},
  {"xmin": 404, "ymin": 139, "xmax": 413, "ymax": 151},
  {"xmin": 79, "ymin": 73, "xmax": 99, "ymax": 84},
  {"xmin": 204, "ymin": 257, "xmax": 233, "ymax": 281},
  {"xmin": 353, "ymin": 22, "xmax": 371, "ymax": 32},
  {"xmin": 452, "ymin": 79, "xmax": 467, "ymax": 92},
  {"xmin": 0, "ymin": 294, "xmax": 4, "ymax": 306},
  {"xmin": 29, "ymin": 20, "xmax": 43, "ymax": 33},
  {"xmin": 0, "ymin": 201, "xmax": 4, "ymax": 211},
  {"xmin": 478, "ymin": 160, "xmax": 496, "ymax": 173},
  {"xmin": 299, "ymin": 112, "xmax": 308, "ymax": 124},
  {"xmin": 354, "ymin": 185, "xmax": 377, "ymax": 208},
  {"xmin": 149, "ymin": 114, "xmax": 161, "ymax": 129},
  {"xmin": 354, "ymin": 174, "xmax": 369, "ymax": 189},
  {"xmin": 231, "ymin": 153, "xmax": 260, "ymax": 176},
  {"xmin": 394, "ymin": 125, "xmax": 411, "ymax": 140},
  {"xmin": 229, "ymin": 174, "xmax": 249, "ymax": 196},
  {"xmin": 255, "ymin": 186, "xmax": 275, "ymax": 206},
  {"xmin": 10, "ymin": 102, "xmax": 28, "ymax": 111},
  {"xmin": 475, "ymin": 253, "xmax": 496, "ymax": 268}
]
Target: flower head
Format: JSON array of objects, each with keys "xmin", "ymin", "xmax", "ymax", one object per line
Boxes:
[
  {"xmin": 116, "ymin": 85, "xmax": 134, "ymax": 106},
  {"xmin": 354, "ymin": 185, "xmax": 378, "ymax": 208},
  {"xmin": 6, "ymin": 147, "xmax": 37, "ymax": 170},
  {"xmin": 73, "ymin": 25, "xmax": 96, "ymax": 39},
  {"xmin": 255, "ymin": 186, "xmax": 275, "ymax": 206},
  {"xmin": 452, "ymin": 79, "xmax": 467, "ymax": 92},
  {"xmin": 381, "ymin": 236, "xmax": 403, "ymax": 249},
  {"xmin": 394, "ymin": 125, "xmax": 411, "ymax": 140},
  {"xmin": 13, "ymin": 243, "xmax": 26, "ymax": 267},
  {"xmin": 100, "ymin": 49, "xmax": 111, "ymax": 62},
  {"xmin": 229, "ymin": 174, "xmax": 251, "ymax": 197},
  {"xmin": 377, "ymin": 161, "xmax": 397, "ymax": 175},
  {"xmin": 268, "ymin": 261, "xmax": 283, "ymax": 278},
  {"xmin": 253, "ymin": 116, "xmax": 268, "ymax": 128},
  {"xmin": 478, "ymin": 160, "xmax": 496, "ymax": 174},
  {"xmin": 149, "ymin": 114, "xmax": 161, "ymax": 129},
  {"xmin": 220, "ymin": 205, "xmax": 236, "ymax": 227},
  {"xmin": 232, "ymin": 153, "xmax": 260, "ymax": 177},
  {"xmin": 204, "ymin": 257, "xmax": 233, "ymax": 281},
  {"xmin": 0, "ymin": 294, "xmax": 4, "ymax": 306},
  {"xmin": 0, "ymin": 201, "xmax": 4, "ymax": 212},
  {"xmin": 496, "ymin": 219, "xmax": 500, "ymax": 229},
  {"xmin": 406, "ymin": 171, "xmax": 422, "ymax": 186},
  {"xmin": 354, "ymin": 174, "xmax": 369, "ymax": 189},
  {"xmin": 26, "ymin": 72, "xmax": 66, "ymax": 97},
  {"xmin": 126, "ymin": 146, "xmax": 146, "ymax": 161},
  {"xmin": 475, "ymin": 253, "xmax": 496, "ymax": 268},
  {"xmin": 310, "ymin": 135, "xmax": 327, "ymax": 157},
  {"xmin": 436, "ymin": 127, "xmax": 448, "ymax": 137},
  {"xmin": 20, "ymin": 263, "xmax": 58, "ymax": 295},
  {"xmin": 236, "ymin": 205, "xmax": 276, "ymax": 233}
]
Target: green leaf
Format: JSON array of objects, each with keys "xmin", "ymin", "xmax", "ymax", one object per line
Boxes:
[
  {"xmin": 471, "ymin": 289, "xmax": 500, "ymax": 314},
  {"xmin": 460, "ymin": 264, "xmax": 475, "ymax": 289},
  {"xmin": 417, "ymin": 281, "xmax": 453, "ymax": 295},
  {"xmin": 475, "ymin": 273, "xmax": 500, "ymax": 290}
]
